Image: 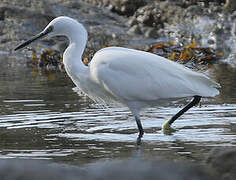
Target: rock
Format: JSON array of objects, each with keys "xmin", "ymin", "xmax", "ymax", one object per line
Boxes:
[
  {"xmin": 0, "ymin": 0, "xmax": 134, "ymax": 52},
  {"xmin": 207, "ymin": 39, "xmax": 215, "ymax": 45},
  {"xmin": 0, "ymin": 159, "xmax": 215, "ymax": 180},
  {"xmin": 181, "ymin": 0, "xmax": 225, "ymax": 7},
  {"xmin": 2, "ymin": 0, "xmax": 54, "ymax": 15},
  {"xmin": 232, "ymin": 20, "xmax": 236, "ymax": 36},
  {"xmin": 224, "ymin": 0, "xmax": 236, "ymax": 13},
  {"xmin": 0, "ymin": 4, "xmax": 54, "ymax": 46},
  {"xmin": 206, "ymin": 148, "xmax": 236, "ymax": 180},
  {"xmin": 144, "ymin": 27, "xmax": 159, "ymax": 38},
  {"xmin": 135, "ymin": 3, "xmax": 162, "ymax": 27},
  {"xmin": 1, "ymin": 0, "xmax": 235, "ymax": 60},
  {"xmin": 82, "ymin": 0, "xmax": 146, "ymax": 16},
  {"xmin": 128, "ymin": 1, "xmax": 183, "ymax": 36},
  {"xmin": 0, "ymin": 159, "xmax": 86, "ymax": 180},
  {"xmin": 126, "ymin": 16, "xmax": 138, "ymax": 26},
  {"xmin": 185, "ymin": 5, "xmax": 205, "ymax": 17},
  {"xmin": 128, "ymin": 24, "xmax": 142, "ymax": 35}
]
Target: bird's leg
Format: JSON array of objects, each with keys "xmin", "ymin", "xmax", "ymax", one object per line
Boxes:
[
  {"xmin": 162, "ymin": 96, "xmax": 201, "ymax": 134},
  {"xmin": 135, "ymin": 115, "xmax": 144, "ymax": 138},
  {"xmin": 135, "ymin": 115, "xmax": 144, "ymax": 146}
]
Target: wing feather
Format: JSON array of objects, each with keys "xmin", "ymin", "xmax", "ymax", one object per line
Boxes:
[{"xmin": 89, "ymin": 47, "xmax": 219, "ymax": 102}]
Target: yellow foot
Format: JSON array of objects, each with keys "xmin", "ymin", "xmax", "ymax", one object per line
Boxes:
[{"xmin": 162, "ymin": 120, "xmax": 177, "ymax": 135}]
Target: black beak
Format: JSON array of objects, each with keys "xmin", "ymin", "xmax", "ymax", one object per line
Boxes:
[{"xmin": 14, "ymin": 26, "xmax": 53, "ymax": 51}]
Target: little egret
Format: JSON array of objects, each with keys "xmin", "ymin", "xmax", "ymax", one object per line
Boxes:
[{"xmin": 15, "ymin": 16, "xmax": 220, "ymax": 139}]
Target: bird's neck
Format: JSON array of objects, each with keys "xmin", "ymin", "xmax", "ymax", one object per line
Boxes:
[{"xmin": 63, "ymin": 23, "xmax": 89, "ymax": 84}]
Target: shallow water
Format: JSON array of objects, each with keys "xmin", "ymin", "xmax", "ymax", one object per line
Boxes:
[{"xmin": 0, "ymin": 53, "xmax": 235, "ymax": 165}]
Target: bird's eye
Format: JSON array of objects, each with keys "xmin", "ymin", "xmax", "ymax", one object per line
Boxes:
[
  {"xmin": 44, "ymin": 25, "xmax": 54, "ymax": 34},
  {"xmin": 48, "ymin": 26, "xmax": 54, "ymax": 32}
]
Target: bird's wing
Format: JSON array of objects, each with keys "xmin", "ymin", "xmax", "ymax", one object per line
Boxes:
[{"xmin": 90, "ymin": 47, "xmax": 219, "ymax": 102}]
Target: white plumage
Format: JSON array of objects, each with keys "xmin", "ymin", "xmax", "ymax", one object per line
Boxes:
[
  {"xmin": 91, "ymin": 47, "xmax": 219, "ymax": 99},
  {"xmin": 15, "ymin": 16, "xmax": 220, "ymax": 140}
]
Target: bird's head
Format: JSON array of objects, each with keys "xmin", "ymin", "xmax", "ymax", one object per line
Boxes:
[{"xmin": 14, "ymin": 16, "xmax": 79, "ymax": 51}]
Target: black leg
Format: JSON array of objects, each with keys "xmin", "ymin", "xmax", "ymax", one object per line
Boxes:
[
  {"xmin": 162, "ymin": 95, "xmax": 201, "ymax": 133},
  {"xmin": 168, "ymin": 95, "xmax": 201, "ymax": 125},
  {"xmin": 135, "ymin": 115, "xmax": 144, "ymax": 138}
]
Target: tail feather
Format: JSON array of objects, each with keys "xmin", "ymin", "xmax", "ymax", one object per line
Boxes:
[{"xmin": 189, "ymin": 73, "xmax": 220, "ymax": 97}]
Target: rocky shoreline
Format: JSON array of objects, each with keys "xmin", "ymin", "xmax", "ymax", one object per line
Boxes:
[{"xmin": 1, "ymin": 0, "xmax": 235, "ymax": 56}]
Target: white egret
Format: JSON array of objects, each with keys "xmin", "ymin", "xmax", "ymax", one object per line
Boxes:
[{"xmin": 15, "ymin": 16, "xmax": 220, "ymax": 140}]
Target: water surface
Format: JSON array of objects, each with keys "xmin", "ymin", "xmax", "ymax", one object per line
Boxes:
[{"xmin": 0, "ymin": 53, "xmax": 235, "ymax": 164}]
